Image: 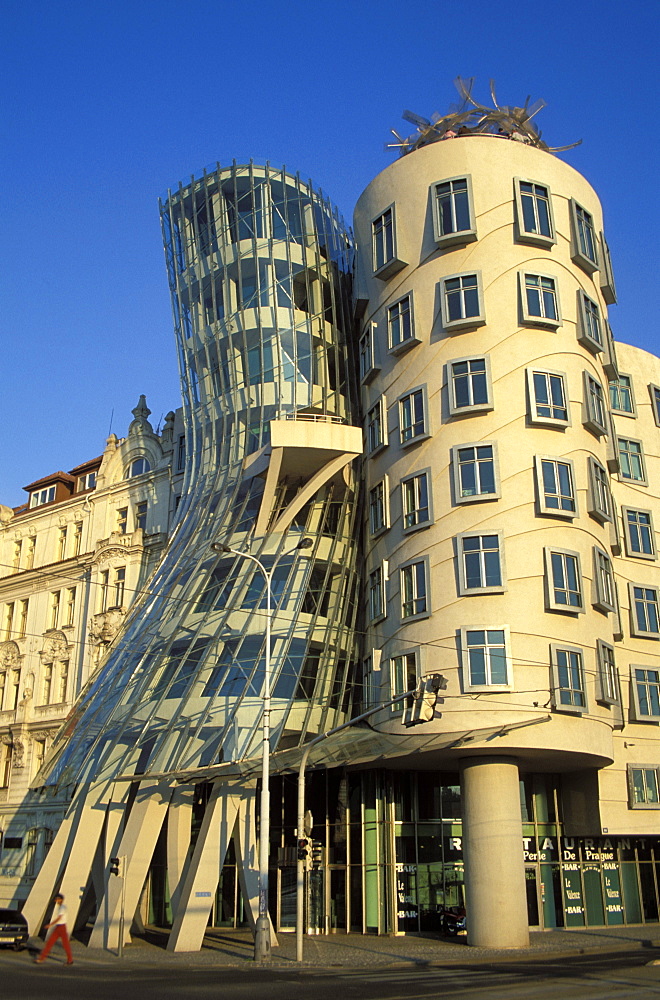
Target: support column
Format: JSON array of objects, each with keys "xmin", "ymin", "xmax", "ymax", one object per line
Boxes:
[
  {"xmin": 459, "ymin": 756, "xmax": 529, "ymax": 949},
  {"xmin": 166, "ymin": 784, "xmax": 194, "ymax": 915}
]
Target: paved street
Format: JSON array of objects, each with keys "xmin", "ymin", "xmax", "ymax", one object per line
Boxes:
[{"xmin": 1, "ymin": 949, "xmax": 660, "ymax": 1000}]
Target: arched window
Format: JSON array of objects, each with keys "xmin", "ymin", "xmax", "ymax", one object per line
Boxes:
[{"xmin": 127, "ymin": 457, "xmax": 151, "ymax": 478}]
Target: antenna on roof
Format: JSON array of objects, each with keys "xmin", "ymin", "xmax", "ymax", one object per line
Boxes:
[{"xmin": 108, "ymin": 408, "xmax": 114, "ymax": 436}]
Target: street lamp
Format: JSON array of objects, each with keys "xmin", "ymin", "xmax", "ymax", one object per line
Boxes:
[{"xmin": 210, "ymin": 535, "xmax": 313, "ymax": 962}]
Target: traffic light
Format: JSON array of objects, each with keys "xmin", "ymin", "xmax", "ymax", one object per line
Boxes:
[
  {"xmin": 311, "ymin": 841, "xmax": 324, "ymax": 868},
  {"xmin": 297, "ymin": 839, "xmax": 310, "ymax": 864},
  {"xmin": 109, "ymin": 856, "xmax": 125, "ymax": 877},
  {"xmin": 406, "ymin": 673, "xmax": 447, "ymax": 726}
]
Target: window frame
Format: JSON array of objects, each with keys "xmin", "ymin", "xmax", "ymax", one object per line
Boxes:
[
  {"xmin": 366, "ymin": 395, "xmax": 388, "ymax": 455},
  {"xmin": 456, "ymin": 530, "xmax": 506, "ymax": 596},
  {"xmin": 460, "ymin": 625, "xmax": 512, "ymax": 692},
  {"xmin": 359, "ymin": 322, "xmax": 379, "ymax": 385},
  {"xmin": 627, "ymin": 764, "xmax": 660, "ymax": 809},
  {"xmin": 398, "ymin": 385, "xmax": 429, "ymax": 446},
  {"xmin": 535, "ymin": 456, "xmax": 578, "ymax": 519},
  {"xmin": 599, "ymin": 231, "xmax": 617, "ymax": 305},
  {"xmin": 618, "ymin": 437, "xmax": 647, "ymax": 485},
  {"xmin": 389, "ymin": 649, "xmax": 420, "ymax": 700},
  {"xmin": 401, "ymin": 469, "xmax": 433, "ymax": 533},
  {"xmin": 372, "ymin": 203, "xmax": 406, "ymax": 280},
  {"xmin": 447, "ymin": 354, "xmax": 493, "ymax": 417},
  {"xmin": 628, "ymin": 583, "xmax": 660, "ymax": 638},
  {"xmin": 451, "ymin": 441, "xmax": 500, "ymax": 504},
  {"xmin": 609, "ymin": 373, "xmax": 636, "ymax": 416},
  {"xmin": 577, "ymin": 292, "xmax": 604, "ymax": 354},
  {"xmin": 399, "ymin": 556, "xmax": 430, "ymax": 622},
  {"xmin": 550, "ymin": 643, "xmax": 587, "ymax": 713},
  {"xmin": 587, "ymin": 458, "xmax": 612, "ymax": 525},
  {"xmin": 513, "ymin": 177, "xmax": 556, "ymax": 247},
  {"xmin": 622, "ymin": 506, "xmax": 656, "ymax": 560},
  {"xmin": 368, "ymin": 476, "xmax": 390, "ymax": 537},
  {"xmin": 593, "ymin": 545, "xmax": 616, "ymax": 613},
  {"xmin": 368, "ymin": 562, "xmax": 387, "ymax": 623},
  {"xmin": 432, "ymin": 175, "xmax": 477, "ymax": 247},
  {"xmin": 440, "ymin": 271, "xmax": 486, "ymax": 331},
  {"xmin": 519, "ymin": 271, "xmax": 561, "ymax": 329},
  {"xmin": 583, "ymin": 371, "xmax": 608, "ymax": 436},
  {"xmin": 544, "ymin": 547, "xmax": 584, "ymax": 613},
  {"xmin": 649, "ymin": 384, "xmax": 660, "ymax": 428},
  {"xmin": 630, "ymin": 667, "xmax": 660, "ymax": 721},
  {"xmin": 527, "ymin": 367, "xmax": 570, "ymax": 428},
  {"xmin": 570, "ymin": 199, "xmax": 599, "ymax": 274},
  {"xmin": 596, "ymin": 639, "xmax": 620, "ymax": 706},
  {"xmin": 387, "ymin": 292, "xmax": 419, "ymax": 355}
]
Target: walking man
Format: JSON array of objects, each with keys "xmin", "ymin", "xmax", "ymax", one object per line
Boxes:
[{"xmin": 36, "ymin": 893, "xmax": 73, "ymax": 965}]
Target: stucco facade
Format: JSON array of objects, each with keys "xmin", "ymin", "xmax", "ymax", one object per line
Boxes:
[{"xmin": 0, "ymin": 398, "xmax": 184, "ymax": 905}]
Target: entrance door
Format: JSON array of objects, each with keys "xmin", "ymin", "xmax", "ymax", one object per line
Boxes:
[{"xmin": 525, "ymin": 866, "xmax": 541, "ymax": 927}]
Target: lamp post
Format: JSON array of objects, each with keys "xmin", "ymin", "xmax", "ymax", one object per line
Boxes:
[{"xmin": 211, "ymin": 536, "xmax": 313, "ymax": 962}]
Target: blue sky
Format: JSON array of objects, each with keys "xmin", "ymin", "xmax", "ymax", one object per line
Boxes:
[{"xmin": 1, "ymin": 0, "xmax": 658, "ymax": 507}]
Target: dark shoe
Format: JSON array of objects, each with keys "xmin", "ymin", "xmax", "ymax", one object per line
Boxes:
[{"xmin": 66, "ymin": 961, "xmax": 74, "ymax": 965}]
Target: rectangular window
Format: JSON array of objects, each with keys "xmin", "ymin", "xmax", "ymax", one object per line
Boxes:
[
  {"xmin": 583, "ymin": 372, "xmax": 608, "ymax": 436},
  {"xmin": 399, "ymin": 387, "xmax": 427, "ymax": 444},
  {"xmin": 599, "ymin": 232, "xmax": 617, "ymax": 305},
  {"xmin": 368, "ymin": 564, "xmax": 386, "ymax": 622},
  {"xmin": 114, "ymin": 567, "xmax": 126, "ymax": 607},
  {"xmin": 433, "ymin": 176, "xmax": 476, "ymax": 245},
  {"xmin": 649, "ymin": 384, "xmax": 660, "ymax": 427},
  {"xmin": 400, "ymin": 559, "xmax": 429, "ymax": 620},
  {"xmin": 618, "ymin": 438, "xmax": 646, "ymax": 483},
  {"xmin": 58, "ymin": 661, "xmax": 69, "ymax": 703},
  {"xmin": 545, "ymin": 549, "xmax": 583, "ymax": 611},
  {"xmin": 359, "ymin": 323, "xmax": 378, "ymax": 383},
  {"xmin": 0, "ymin": 744, "xmax": 12, "ymax": 787},
  {"xmin": 388, "ymin": 294, "xmax": 416, "ymax": 353},
  {"xmin": 520, "ymin": 272, "xmax": 560, "ymax": 327},
  {"xmin": 391, "ymin": 651, "xmax": 418, "ymax": 698},
  {"xmin": 578, "ymin": 292, "xmax": 603, "ymax": 353},
  {"xmin": 571, "ymin": 200, "xmax": 599, "ymax": 273},
  {"xmin": 77, "ymin": 471, "xmax": 96, "ymax": 492},
  {"xmin": 587, "ymin": 458, "xmax": 612, "ymax": 523},
  {"xmin": 49, "ymin": 591, "xmax": 60, "ymax": 630},
  {"xmin": 117, "ymin": 507, "xmax": 128, "ymax": 535},
  {"xmin": 462, "ymin": 627, "xmax": 510, "ymax": 690},
  {"xmin": 73, "ymin": 522, "xmax": 82, "ymax": 556},
  {"xmin": 628, "ymin": 766, "xmax": 660, "ymax": 808},
  {"xmin": 369, "ymin": 478, "xmax": 389, "ymax": 535},
  {"xmin": 551, "ymin": 644, "xmax": 587, "ymax": 711},
  {"xmin": 42, "ymin": 663, "xmax": 53, "ymax": 705},
  {"xmin": 3, "ymin": 603, "xmax": 14, "ymax": 641},
  {"xmin": 452, "ymin": 443, "xmax": 499, "ymax": 502},
  {"xmin": 528, "ymin": 369, "xmax": 569, "ymax": 425},
  {"xmin": 597, "ymin": 639, "xmax": 619, "ymax": 705},
  {"xmin": 65, "ymin": 588, "xmax": 76, "ymax": 627},
  {"xmin": 177, "ymin": 434, "xmax": 186, "ymax": 472},
  {"xmin": 361, "ymin": 655, "xmax": 379, "ymax": 710},
  {"xmin": 514, "ymin": 178, "xmax": 555, "ymax": 245},
  {"xmin": 402, "ymin": 470, "xmax": 431, "ymax": 531},
  {"xmin": 100, "ymin": 569, "xmax": 110, "ymax": 612},
  {"xmin": 457, "ymin": 532, "xmax": 505, "ymax": 594},
  {"xmin": 136, "ymin": 501, "xmax": 148, "ymax": 531},
  {"xmin": 629, "ymin": 584, "xmax": 660, "ymax": 637},
  {"xmin": 609, "ymin": 374, "xmax": 635, "ymax": 415},
  {"xmin": 372, "ymin": 205, "xmax": 405, "ymax": 278},
  {"xmin": 448, "ymin": 355, "xmax": 493, "ymax": 415},
  {"xmin": 631, "ymin": 668, "xmax": 660, "ymax": 719},
  {"xmin": 535, "ymin": 457, "xmax": 577, "ymax": 518},
  {"xmin": 30, "ymin": 486, "xmax": 55, "ymax": 508},
  {"xmin": 367, "ymin": 396, "xmax": 387, "ymax": 454},
  {"xmin": 441, "ymin": 272, "xmax": 485, "ymax": 329},
  {"xmin": 17, "ymin": 599, "xmax": 28, "ymax": 639},
  {"xmin": 593, "ymin": 547, "xmax": 616, "ymax": 613},
  {"xmin": 623, "ymin": 507, "xmax": 655, "ymax": 559}
]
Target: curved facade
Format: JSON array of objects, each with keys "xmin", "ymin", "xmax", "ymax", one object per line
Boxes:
[{"xmin": 353, "ymin": 135, "xmax": 660, "ymax": 945}]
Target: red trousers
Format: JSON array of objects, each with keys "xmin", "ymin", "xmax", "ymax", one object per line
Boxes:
[{"xmin": 39, "ymin": 924, "xmax": 73, "ymax": 963}]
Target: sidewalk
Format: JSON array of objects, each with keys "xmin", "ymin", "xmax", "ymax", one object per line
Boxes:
[{"xmin": 31, "ymin": 923, "xmax": 660, "ymax": 969}]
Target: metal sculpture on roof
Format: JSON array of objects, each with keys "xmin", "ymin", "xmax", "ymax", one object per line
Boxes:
[{"xmin": 388, "ymin": 77, "xmax": 582, "ymax": 155}]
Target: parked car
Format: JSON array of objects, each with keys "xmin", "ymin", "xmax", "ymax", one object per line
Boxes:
[
  {"xmin": 439, "ymin": 905, "xmax": 467, "ymax": 936},
  {"xmin": 0, "ymin": 909, "xmax": 29, "ymax": 950}
]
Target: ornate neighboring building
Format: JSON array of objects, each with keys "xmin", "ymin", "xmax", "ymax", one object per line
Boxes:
[{"xmin": 0, "ymin": 398, "xmax": 184, "ymax": 905}]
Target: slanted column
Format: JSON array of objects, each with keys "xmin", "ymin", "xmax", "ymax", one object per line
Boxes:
[{"xmin": 459, "ymin": 756, "xmax": 529, "ymax": 948}]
